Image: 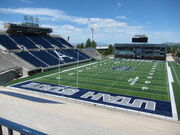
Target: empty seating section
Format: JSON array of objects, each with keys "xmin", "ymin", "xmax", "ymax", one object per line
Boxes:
[
  {"xmin": 62, "ymin": 49, "xmax": 83, "ymax": 60},
  {"xmin": 82, "ymin": 49, "xmax": 102, "ymax": 60},
  {"xmin": 72, "ymin": 49, "xmax": 91, "ymax": 59},
  {"xmin": 0, "ymin": 33, "xmax": 91, "ymax": 71},
  {"xmin": 10, "ymin": 35, "xmax": 37, "ymax": 49},
  {"xmin": 15, "ymin": 51, "xmax": 47, "ymax": 67},
  {"xmin": 55, "ymin": 37, "xmax": 74, "ymax": 48},
  {"xmin": 0, "ymin": 35, "xmax": 19, "ymax": 50},
  {"xmin": 31, "ymin": 51, "xmax": 59, "ymax": 66},
  {"xmin": 48, "ymin": 50, "xmax": 76, "ymax": 63},
  {"xmin": 13, "ymin": 49, "xmax": 91, "ymax": 68},
  {"xmin": 43, "ymin": 36, "xmax": 64, "ymax": 48},
  {"xmin": 29, "ymin": 36, "xmax": 53, "ymax": 48}
]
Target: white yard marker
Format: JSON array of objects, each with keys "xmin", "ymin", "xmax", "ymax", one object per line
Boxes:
[
  {"xmin": 56, "ymin": 77, "xmax": 61, "ymax": 80},
  {"xmin": 145, "ymin": 81, "xmax": 151, "ymax": 84},
  {"xmin": 129, "ymin": 77, "xmax": 139, "ymax": 85},
  {"xmin": 149, "ymin": 73, "xmax": 154, "ymax": 75},
  {"xmin": 142, "ymin": 87, "xmax": 149, "ymax": 90},
  {"xmin": 68, "ymin": 73, "xmax": 75, "ymax": 76},
  {"xmin": 147, "ymin": 76, "xmax": 153, "ymax": 79}
]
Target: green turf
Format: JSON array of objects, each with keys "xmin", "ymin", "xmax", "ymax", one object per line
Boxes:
[
  {"xmin": 5, "ymin": 60, "xmax": 95, "ymax": 86},
  {"xmin": 31, "ymin": 59, "xmax": 169, "ymax": 101},
  {"xmin": 168, "ymin": 62, "xmax": 180, "ymax": 120}
]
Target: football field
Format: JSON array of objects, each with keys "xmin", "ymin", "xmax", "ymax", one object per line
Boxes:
[{"xmin": 33, "ymin": 59, "xmax": 169, "ymax": 101}]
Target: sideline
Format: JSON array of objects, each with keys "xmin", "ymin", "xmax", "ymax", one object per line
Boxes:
[{"xmin": 166, "ymin": 62, "xmax": 178, "ymax": 120}]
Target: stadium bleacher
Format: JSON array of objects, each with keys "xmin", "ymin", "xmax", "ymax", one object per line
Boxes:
[
  {"xmin": 9, "ymin": 35, "xmax": 38, "ymax": 49},
  {"xmin": 55, "ymin": 37, "xmax": 74, "ymax": 48},
  {"xmin": 0, "ymin": 32, "xmax": 91, "ymax": 77},
  {"xmin": 48, "ymin": 50, "xmax": 76, "ymax": 63},
  {"xmin": 82, "ymin": 48, "xmax": 102, "ymax": 60},
  {"xmin": 15, "ymin": 51, "xmax": 48, "ymax": 67},
  {"xmin": 0, "ymin": 52, "xmax": 35, "ymax": 71},
  {"xmin": 28, "ymin": 36, "xmax": 53, "ymax": 48},
  {"xmin": 0, "ymin": 35, "xmax": 19, "ymax": 50},
  {"xmin": 31, "ymin": 50, "xmax": 59, "ymax": 66},
  {"xmin": 43, "ymin": 36, "xmax": 65, "ymax": 48}
]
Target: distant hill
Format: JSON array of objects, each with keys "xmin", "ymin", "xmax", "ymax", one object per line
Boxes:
[{"xmin": 163, "ymin": 42, "xmax": 180, "ymax": 46}]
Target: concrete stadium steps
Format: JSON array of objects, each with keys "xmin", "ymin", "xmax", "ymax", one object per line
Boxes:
[{"xmin": 0, "ymin": 53, "xmax": 20, "ymax": 72}]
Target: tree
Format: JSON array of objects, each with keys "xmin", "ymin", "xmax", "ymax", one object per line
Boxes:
[
  {"xmin": 85, "ymin": 38, "xmax": 91, "ymax": 48},
  {"xmin": 91, "ymin": 40, "xmax": 97, "ymax": 48},
  {"xmin": 76, "ymin": 43, "xmax": 81, "ymax": 48},
  {"xmin": 80, "ymin": 43, "xmax": 84, "ymax": 48},
  {"xmin": 108, "ymin": 44, "xmax": 114, "ymax": 54},
  {"xmin": 175, "ymin": 50, "xmax": 180, "ymax": 58},
  {"xmin": 76, "ymin": 43, "xmax": 84, "ymax": 49}
]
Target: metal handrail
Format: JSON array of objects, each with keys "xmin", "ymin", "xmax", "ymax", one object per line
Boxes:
[{"xmin": 0, "ymin": 117, "xmax": 47, "ymax": 135}]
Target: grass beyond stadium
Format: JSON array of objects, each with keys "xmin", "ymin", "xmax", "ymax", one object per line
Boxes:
[{"xmin": 24, "ymin": 59, "xmax": 169, "ymax": 101}]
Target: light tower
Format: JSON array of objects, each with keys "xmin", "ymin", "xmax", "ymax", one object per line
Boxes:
[{"xmin": 91, "ymin": 27, "xmax": 95, "ymax": 41}]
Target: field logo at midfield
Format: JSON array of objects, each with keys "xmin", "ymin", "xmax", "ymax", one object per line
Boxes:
[
  {"xmin": 10, "ymin": 81, "xmax": 172, "ymax": 117},
  {"xmin": 112, "ymin": 66, "xmax": 133, "ymax": 71}
]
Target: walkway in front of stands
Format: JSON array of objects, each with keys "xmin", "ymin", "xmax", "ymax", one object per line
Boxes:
[{"xmin": 0, "ymin": 86, "xmax": 180, "ymax": 135}]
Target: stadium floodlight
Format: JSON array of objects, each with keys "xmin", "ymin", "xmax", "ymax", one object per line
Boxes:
[{"xmin": 91, "ymin": 27, "xmax": 95, "ymax": 41}]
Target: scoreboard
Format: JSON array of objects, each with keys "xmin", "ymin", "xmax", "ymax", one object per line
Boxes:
[{"xmin": 132, "ymin": 35, "xmax": 148, "ymax": 43}]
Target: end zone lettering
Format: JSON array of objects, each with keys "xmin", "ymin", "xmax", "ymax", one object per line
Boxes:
[
  {"xmin": 21, "ymin": 82, "xmax": 79, "ymax": 96},
  {"xmin": 81, "ymin": 91, "xmax": 156, "ymax": 111},
  {"xmin": 10, "ymin": 81, "xmax": 172, "ymax": 117}
]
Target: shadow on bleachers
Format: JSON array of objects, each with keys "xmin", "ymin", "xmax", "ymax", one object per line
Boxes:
[{"xmin": 0, "ymin": 91, "xmax": 62, "ymax": 104}]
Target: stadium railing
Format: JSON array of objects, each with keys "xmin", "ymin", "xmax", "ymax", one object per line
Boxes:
[{"xmin": 0, "ymin": 117, "xmax": 47, "ymax": 135}]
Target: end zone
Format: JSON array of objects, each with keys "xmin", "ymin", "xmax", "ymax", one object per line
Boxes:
[{"xmin": 9, "ymin": 81, "xmax": 173, "ymax": 119}]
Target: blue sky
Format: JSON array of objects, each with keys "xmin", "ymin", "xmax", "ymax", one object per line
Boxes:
[{"xmin": 0, "ymin": 0, "xmax": 180, "ymax": 44}]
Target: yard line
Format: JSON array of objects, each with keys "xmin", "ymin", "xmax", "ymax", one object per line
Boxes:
[
  {"xmin": 9, "ymin": 59, "xmax": 110, "ymax": 87},
  {"xmin": 31, "ymin": 59, "xmax": 110, "ymax": 81},
  {"xmin": 58, "ymin": 79, "xmax": 168, "ymax": 97}
]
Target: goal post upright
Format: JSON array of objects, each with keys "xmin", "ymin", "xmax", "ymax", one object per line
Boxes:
[
  {"xmin": 76, "ymin": 49, "xmax": 79, "ymax": 88},
  {"xmin": 59, "ymin": 49, "xmax": 61, "ymax": 86}
]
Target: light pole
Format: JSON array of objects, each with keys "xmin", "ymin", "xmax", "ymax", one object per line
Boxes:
[{"xmin": 91, "ymin": 27, "xmax": 94, "ymax": 41}]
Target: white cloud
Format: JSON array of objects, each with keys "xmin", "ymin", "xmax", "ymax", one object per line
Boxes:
[
  {"xmin": 146, "ymin": 21, "xmax": 151, "ymax": 25},
  {"xmin": 117, "ymin": 2, "xmax": 122, "ymax": 7},
  {"xmin": 0, "ymin": 8, "xmax": 128, "ymax": 30},
  {"xmin": 70, "ymin": 17, "xmax": 90, "ymax": 25},
  {"xmin": 0, "ymin": 8, "xmax": 146, "ymax": 43},
  {"xmin": 116, "ymin": 16, "xmax": 128, "ymax": 20},
  {"xmin": 0, "ymin": 8, "xmax": 67, "ymax": 19},
  {"xmin": 18, "ymin": 0, "xmax": 31, "ymax": 3}
]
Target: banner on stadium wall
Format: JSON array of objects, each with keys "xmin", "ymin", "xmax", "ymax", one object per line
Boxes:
[{"xmin": 10, "ymin": 81, "xmax": 172, "ymax": 117}]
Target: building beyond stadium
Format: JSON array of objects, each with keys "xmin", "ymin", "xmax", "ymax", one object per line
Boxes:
[{"xmin": 114, "ymin": 35, "xmax": 167, "ymax": 60}]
